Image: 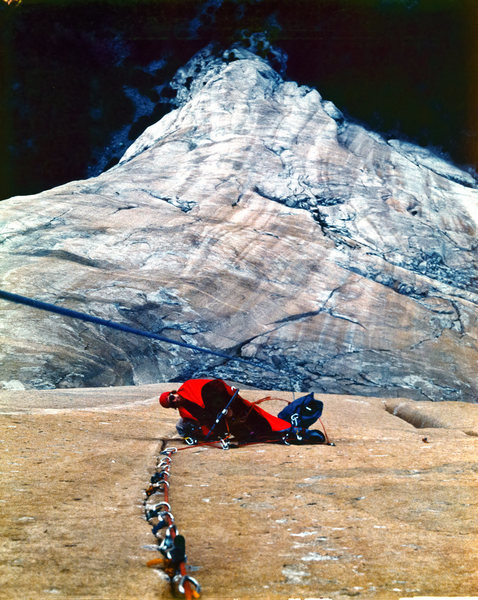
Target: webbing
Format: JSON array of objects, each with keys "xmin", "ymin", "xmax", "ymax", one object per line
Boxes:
[{"xmin": 0, "ymin": 289, "xmax": 277, "ymax": 373}]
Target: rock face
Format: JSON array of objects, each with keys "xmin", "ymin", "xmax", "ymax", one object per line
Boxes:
[
  {"xmin": 1, "ymin": 49, "xmax": 477, "ymax": 401},
  {"xmin": 1, "ymin": 386, "xmax": 478, "ymax": 599}
]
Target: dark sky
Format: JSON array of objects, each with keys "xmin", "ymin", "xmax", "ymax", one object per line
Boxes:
[{"xmin": 1, "ymin": 0, "xmax": 476, "ymax": 200}]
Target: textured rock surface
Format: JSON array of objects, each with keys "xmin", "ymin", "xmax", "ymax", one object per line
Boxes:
[
  {"xmin": 1, "ymin": 385, "xmax": 477, "ymax": 599},
  {"xmin": 1, "ymin": 50, "xmax": 478, "ymax": 401}
]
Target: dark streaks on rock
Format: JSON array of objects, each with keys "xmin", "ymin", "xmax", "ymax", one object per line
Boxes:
[
  {"xmin": 15, "ymin": 249, "xmax": 118, "ymax": 271},
  {"xmin": 0, "ymin": 51, "xmax": 477, "ymax": 401},
  {"xmin": 114, "ymin": 205, "xmax": 137, "ymax": 213},
  {"xmin": 271, "ymin": 310, "xmax": 322, "ymax": 325}
]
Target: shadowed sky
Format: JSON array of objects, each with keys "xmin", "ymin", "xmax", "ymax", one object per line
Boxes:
[{"xmin": 1, "ymin": 0, "xmax": 476, "ymax": 200}]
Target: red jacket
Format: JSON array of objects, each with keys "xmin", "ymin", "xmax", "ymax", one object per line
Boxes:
[{"xmin": 176, "ymin": 378, "xmax": 292, "ymax": 440}]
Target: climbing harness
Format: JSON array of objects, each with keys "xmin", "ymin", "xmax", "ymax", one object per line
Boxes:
[
  {"xmin": 203, "ymin": 387, "xmax": 239, "ymax": 440},
  {"xmin": 144, "ymin": 447, "xmax": 201, "ymax": 600}
]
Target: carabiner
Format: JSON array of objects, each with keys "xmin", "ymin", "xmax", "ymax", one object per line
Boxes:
[
  {"xmin": 219, "ymin": 437, "xmax": 230, "ymax": 450},
  {"xmin": 165, "ymin": 524, "xmax": 177, "ymax": 537},
  {"xmin": 161, "ymin": 510, "xmax": 174, "ymax": 523},
  {"xmin": 151, "ymin": 471, "xmax": 168, "ymax": 484},
  {"xmin": 151, "ymin": 501, "xmax": 171, "ymax": 512},
  {"xmin": 148, "ymin": 509, "xmax": 175, "ymax": 527},
  {"xmin": 177, "ymin": 575, "xmax": 201, "ymax": 595},
  {"xmin": 158, "ymin": 534, "xmax": 175, "ymax": 555}
]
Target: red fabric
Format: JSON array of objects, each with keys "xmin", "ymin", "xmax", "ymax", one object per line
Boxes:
[
  {"xmin": 244, "ymin": 401, "xmax": 293, "ymax": 432},
  {"xmin": 175, "ymin": 378, "xmax": 291, "ymax": 439},
  {"xmin": 177, "ymin": 378, "xmax": 225, "ymax": 409}
]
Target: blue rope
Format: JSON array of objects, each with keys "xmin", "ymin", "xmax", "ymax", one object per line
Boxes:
[{"xmin": 0, "ymin": 289, "xmax": 276, "ymax": 373}]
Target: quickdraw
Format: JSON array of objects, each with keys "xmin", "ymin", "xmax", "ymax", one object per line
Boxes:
[
  {"xmin": 144, "ymin": 447, "xmax": 201, "ymax": 600},
  {"xmin": 145, "ymin": 410, "xmax": 333, "ymax": 598}
]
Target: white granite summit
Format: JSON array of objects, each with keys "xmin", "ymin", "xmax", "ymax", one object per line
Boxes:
[{"xmin": 1, "ymin": 49, "xmax": 477, "ymax": 401}]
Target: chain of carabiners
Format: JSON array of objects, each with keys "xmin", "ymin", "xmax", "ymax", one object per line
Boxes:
[{"xmin": 144, "ymin": 447, "xmax": 201, "ymax": 600}]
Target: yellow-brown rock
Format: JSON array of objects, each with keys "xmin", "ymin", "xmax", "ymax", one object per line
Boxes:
[{"xmin": 1, "ymin": 384, "xmax": 477, "ymax": 599}]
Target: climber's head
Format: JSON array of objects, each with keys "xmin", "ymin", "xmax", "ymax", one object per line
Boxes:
[{"xmin": 159, "ymin": 390, "xmax": 181, "ymax": 409}]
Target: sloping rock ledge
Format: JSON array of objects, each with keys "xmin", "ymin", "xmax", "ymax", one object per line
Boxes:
[{"xmin": 1, "ymin": 384, "xmax": 477, "ymax": 599}]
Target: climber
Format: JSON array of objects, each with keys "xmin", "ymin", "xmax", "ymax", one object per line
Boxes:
[{"xmin": 159, "ymin": 378, "xmax": 326, "ymax": 445}]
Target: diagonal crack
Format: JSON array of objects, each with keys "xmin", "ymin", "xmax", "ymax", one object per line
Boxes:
[
  {"xmin": 266, "ymin": 286, "xmax": 366, "ymax": 330},
  {"xmin": 327, "ymin": 311, "xmax": 366, "ymax": 329}
]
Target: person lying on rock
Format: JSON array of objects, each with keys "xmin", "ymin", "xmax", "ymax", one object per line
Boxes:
[{"xmin": 159, "ymin": 378, "xmax": 325, "ymax": 445}]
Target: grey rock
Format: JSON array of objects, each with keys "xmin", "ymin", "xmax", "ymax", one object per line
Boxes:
[{"xmin": 1, "ymin": 50, "xmax": 477, "ymax": 401}]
